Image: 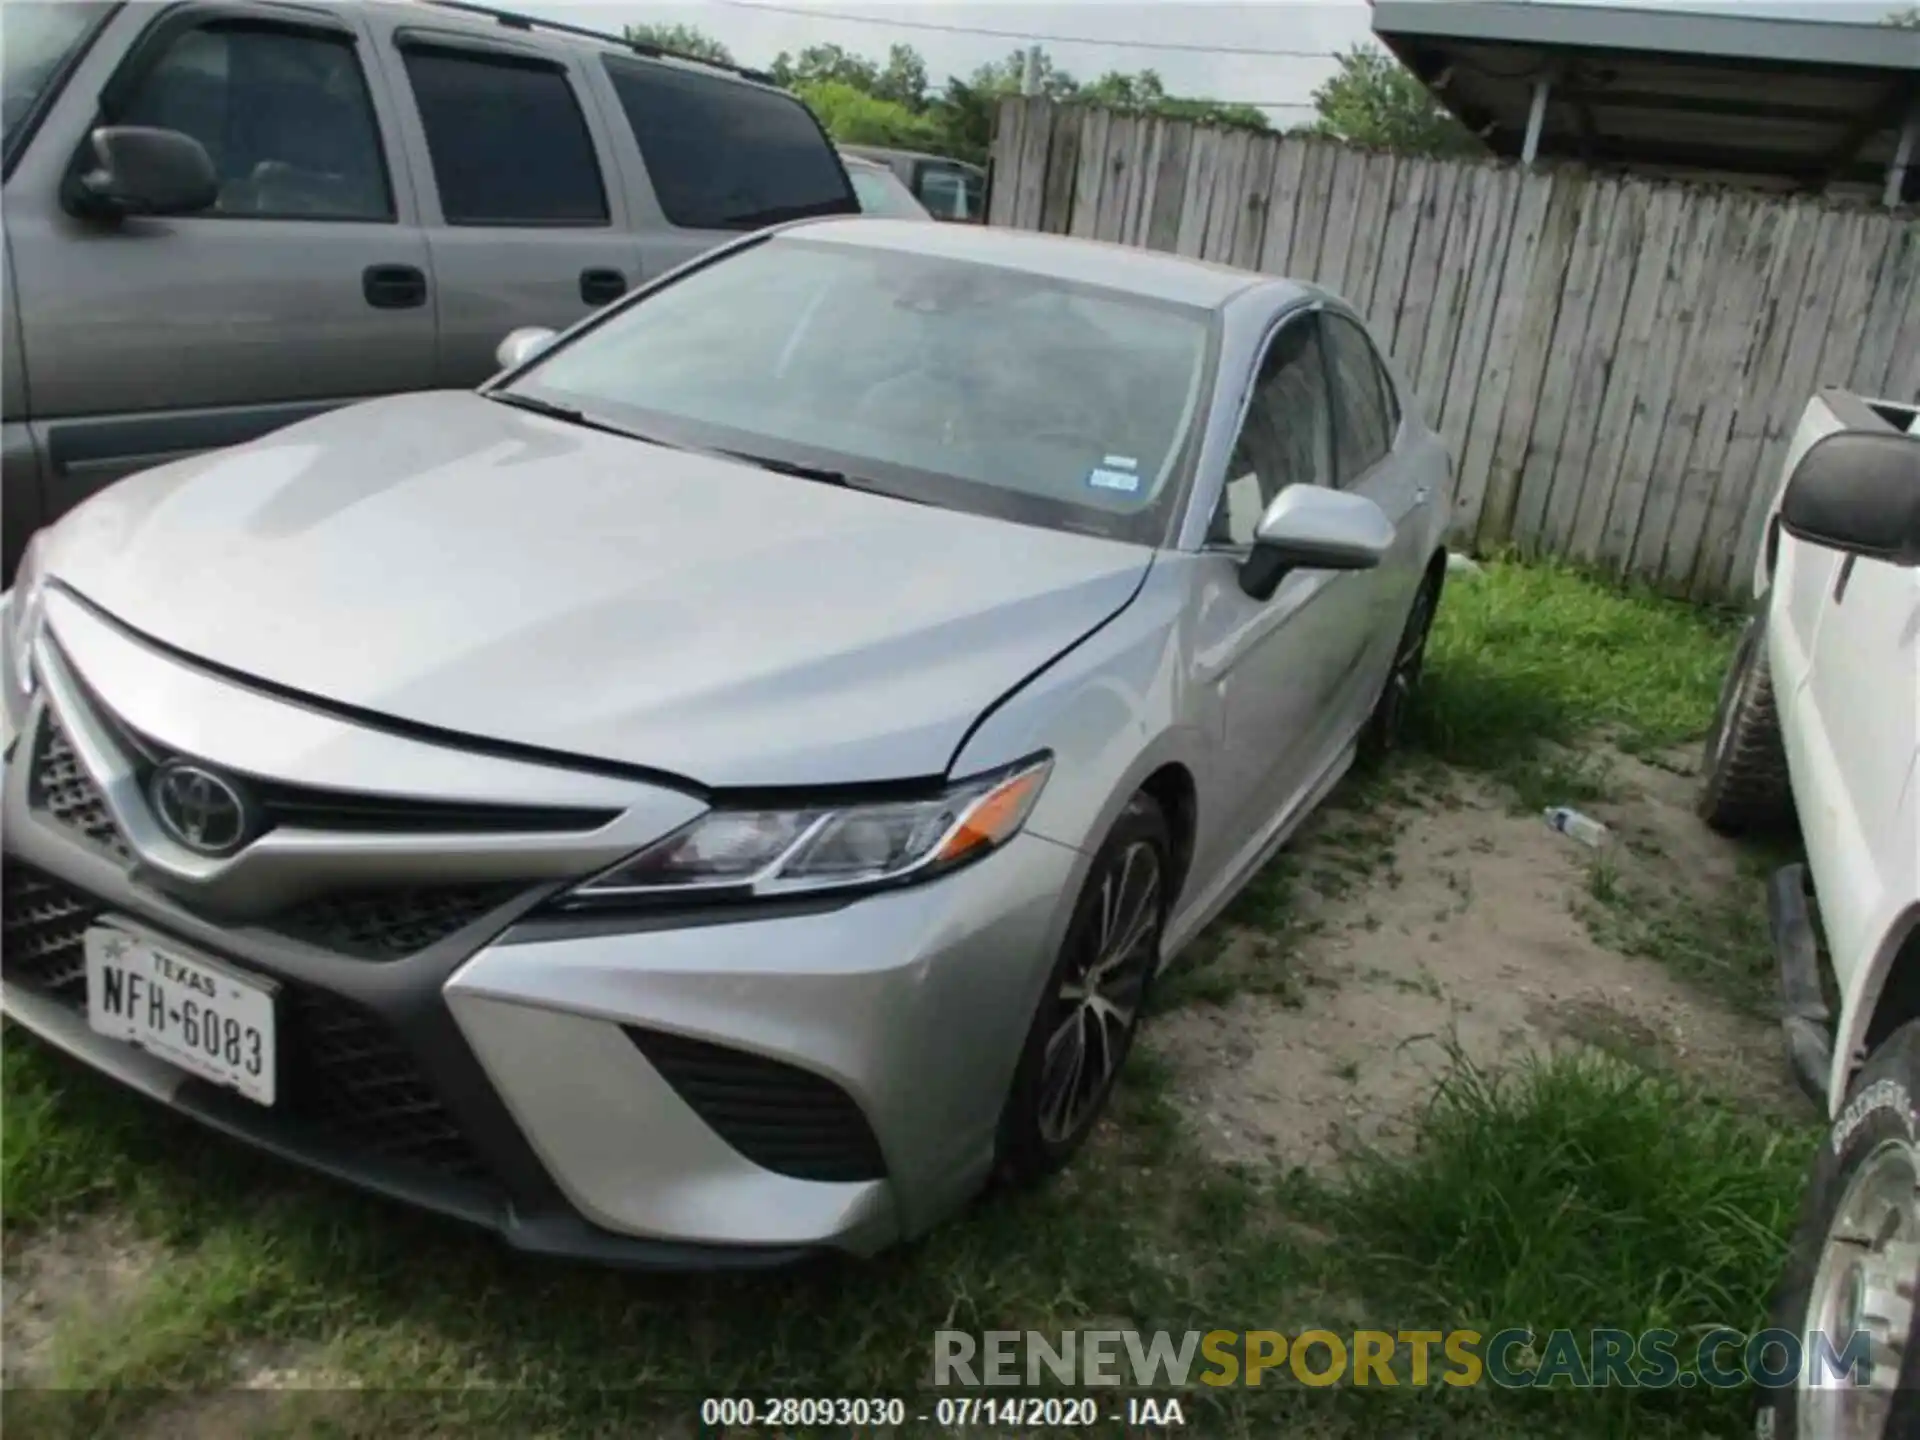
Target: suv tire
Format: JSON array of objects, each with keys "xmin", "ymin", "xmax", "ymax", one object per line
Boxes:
[
  {"xmin": 1758, "ymin": 1020, "xmax": 1920, "ymax": 1439},
  {"xmin": 1699, "ymin": 609, "xmax": 1792, "ymax": 835}
]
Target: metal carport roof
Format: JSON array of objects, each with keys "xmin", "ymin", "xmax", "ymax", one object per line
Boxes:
[{"xmin": 1371, "ymin": 1, "xmax": 1920, "ymax": 202}]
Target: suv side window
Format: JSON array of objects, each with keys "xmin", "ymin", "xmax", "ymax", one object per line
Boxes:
[
  {"xmin": 1210, "ymin": 313, "xmax": 1335, "ymax": 548},
  {"xmin": 601, "ymin": 56, "xmax": 854, "ymax": 230},
  {"xmin": 1322, "ymin": 312, "xmax": 1395, "ymax": 486},
  {"xmin": 114, "ymin": 22, "xmax": 391, "ymax": 221},
  {"xmin": 401, "ymin": 47, "xmax": 608, "ymax": 226}
]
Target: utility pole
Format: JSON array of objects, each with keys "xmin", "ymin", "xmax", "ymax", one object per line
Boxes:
[{"xmin": 1021, "ymin": 44, "xmax": 1041, "ymax": 97}]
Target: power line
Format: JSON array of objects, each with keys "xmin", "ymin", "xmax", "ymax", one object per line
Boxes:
[{"xmin": 714, "ymin": 1, "xmax": 1341, "ymax": 59}]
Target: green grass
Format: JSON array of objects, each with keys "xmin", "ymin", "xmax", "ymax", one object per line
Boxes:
[
  {"xmin": 2, "ymin": 1031, "xmax": 1813, "ymax": 1440},
  {"xmin": 1415, "ymin": 556, "xmax": 1737, "ymax": 791},
  {"xmin": 1580, "ymin": 841, "xmax": 1797, "ymax": 1016},
  {"xmin": 2, "ymin": 558, "xmax": 1809, "ymax": 1439}
]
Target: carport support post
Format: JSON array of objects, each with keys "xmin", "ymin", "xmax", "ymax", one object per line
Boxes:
[
  {"xmin": 1522, "ymin": 77, "xmax": 1552, "ymax": 166},
  {"xmin": 1887, "ymin": 103, "xmax": 1919, "ymax": 209}
]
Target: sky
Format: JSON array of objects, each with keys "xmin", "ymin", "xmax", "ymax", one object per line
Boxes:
[{"xmin": 503, "ymin": 1, "xmax": 1908, "ymax": 124}]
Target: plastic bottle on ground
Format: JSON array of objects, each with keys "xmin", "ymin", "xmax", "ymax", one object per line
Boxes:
[{"xmin": 1543, "ymin": 806, "xmax": 1611, "ymax": 849}]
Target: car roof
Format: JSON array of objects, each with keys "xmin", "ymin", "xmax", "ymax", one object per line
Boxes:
[
  {"xmin": 785, "ymin": 219, "xmax": 1288, "ymax": 310},
  {"xmin": 357, "ymin": 0, "xmax": 784, "ymax": 93}
]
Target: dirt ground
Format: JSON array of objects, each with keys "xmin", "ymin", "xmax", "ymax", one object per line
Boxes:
[{"xmin": 1147, "ymin": 748, "xmax": 1806, "ymax": 1172}]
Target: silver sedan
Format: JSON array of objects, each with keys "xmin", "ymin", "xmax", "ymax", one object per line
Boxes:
[{"xmin": 0, "ymin": 219, "xmax": 1451, "ymax": 1263}]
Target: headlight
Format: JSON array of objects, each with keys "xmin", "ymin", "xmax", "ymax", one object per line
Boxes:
[
  {"xmin": 568, "ymin": 755, "xmax": 1052, "ymax": 902},
  {"xmin": 4, "ymin": 538, "xmax": 47, "ymax": 703}
]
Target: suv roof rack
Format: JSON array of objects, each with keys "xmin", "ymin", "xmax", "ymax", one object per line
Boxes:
[{"xmin": 417, "ymin": 1, "xmax": 778, "ymax": 85}]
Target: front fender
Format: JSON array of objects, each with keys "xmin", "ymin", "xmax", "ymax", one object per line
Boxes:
[{"xmin": 949, "ymin": 562, "xmax": 1204, "ymax": 864}]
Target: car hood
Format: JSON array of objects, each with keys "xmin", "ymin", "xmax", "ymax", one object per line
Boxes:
[{"xmin": 42, "ymin": 392, "xmax": 1153, "ymax": 787}]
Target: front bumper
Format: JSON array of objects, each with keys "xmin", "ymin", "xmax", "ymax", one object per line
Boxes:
[{"xmin": 2, "ymin": 681, "xmax": 1084, "ymax": 1262}]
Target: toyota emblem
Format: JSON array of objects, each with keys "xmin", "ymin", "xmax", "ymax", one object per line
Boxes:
[{"xmin": 148, "ymin": 762, "xmax": 253, "ymax": 856}]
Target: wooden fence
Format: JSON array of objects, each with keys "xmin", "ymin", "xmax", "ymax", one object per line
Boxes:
[{"xmin": 988, "ymin": 97, "xmax": 1920, "ymax": 602}]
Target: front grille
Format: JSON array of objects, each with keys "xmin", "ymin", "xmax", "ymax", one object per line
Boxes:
[
  {"xmin": 0, "ymin": 863, "xmax": 488, "ymax": 1179},
  {"xmin": 2, "ymin": 863, "xmax": 95, "ymax": 1002},
  {"xmin": 625, "ymin": 1025, "xmax": 887, "ymax": 1183},
  {"xmin": 283, "ymin": 989, "xmax": 488, "ymax": 1176},
  {"xmin": 28, "ymin": 714, "xmax": 131, "ymax": 862},
  {"xmin": 24, "ymin": 709, "xmax": 518, "ymax": 962},
  {"xmin": 88, "ymin": 695, "xmax": 615, "ymax": 836},
  {"xmin": 272, "ymin": 884, "xmax": 518, "ymax": 962}
]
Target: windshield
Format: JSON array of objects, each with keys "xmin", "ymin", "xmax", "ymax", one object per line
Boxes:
[
  {"xmin": 510, "ymin": 236, "xmax": 1214, "ymax": 545},
  {"xmin": 847, "ymin": 164, "xmax": 930, "ymax": 220},
  {"xmin": 2, "ymin": 2, "xmax": 112, "ymax": 161}
]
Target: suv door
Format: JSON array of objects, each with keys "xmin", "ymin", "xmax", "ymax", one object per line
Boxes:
[
  {"xmin": 1320, "ymin": 309, "xmax": 1427, "ymax": 728},
  {"xmin": 5, "ymin": 2, "xmax": 436, "ymax": 524},
  {"xmin": 368, "ymin": 22, "xmax": 641, "ymax": 388},
  {"xmin": 1191, "ymin": 310, "xmax": 1374, "ymax": 872},
  {"xmin": 589, "ymin": 53, "xmax": 856, "ymax": 281}
]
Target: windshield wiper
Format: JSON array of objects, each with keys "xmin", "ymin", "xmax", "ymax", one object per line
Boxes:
[
  {"xmin": 485, "ymin": 390, "xmax": 588, "ymax": 424},
  {"xmin": 715, "ymin": 449, "xmax": 855, "ymax": 489},
  {"xmin": 484, "ymin": 390, "xmax": 687, "ymax": 449}
]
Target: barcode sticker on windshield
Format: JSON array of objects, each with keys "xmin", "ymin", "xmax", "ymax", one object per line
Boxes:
[{"xmin": 1088, "ymin": 467, "xmax": 1142, "ymax": 493}]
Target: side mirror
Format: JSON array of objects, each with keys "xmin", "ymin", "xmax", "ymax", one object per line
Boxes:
[
  {"xmin": 69, "ymin": 126, "xmax": 217, "ymax": 220},
  {"xmin": 1779, "ymin": 430, "xmax": 1920, "ymax": 567},
  {"xmin": 1240, "ymin": 486, "xmax": 1395, "ymax": 600},
  {"xmin": 495, "ymin": 327, "xmax": 558, "ymax": 372}
]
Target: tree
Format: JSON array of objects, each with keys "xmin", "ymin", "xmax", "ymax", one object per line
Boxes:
[
  {"xmin": 969, "ymin": 47, "xmax": 1080, "ymax": 102},
  {"xmin": 1310, "ymin": 44, "xmax": 1482, "ymax": 157},
  {"xmin": 770, "ymin": 43, "xmax": 879, "ymax": 95},
  {"xmin": 796, "ymin": 79, "xmax": 943, "ymax": 150},
  {"xmin": 623, "ymin": 23, "xmax": 733, "ymax": 67},
  {"xmin": 873, "ymin": 43, "xmax": 929, "ymax": 111},
  {"xmin": 925, "ymin": 77, "xmax": 998, "ymax": 166},
  {"xmin": 1081, "ymin": 69, "xmax": 1268, "ymax": 133}
]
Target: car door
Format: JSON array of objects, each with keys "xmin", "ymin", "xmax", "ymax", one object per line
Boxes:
[
  {"xmin": 1188, "ymin": 309, "xmax": 1375, "ymax": 872},
  {"xmin": 4, "ymin": 1, "xmax": 436, "ymax": 523},
  {"xmin": 1320, "ymin": 309, "xmax": 1427, "ymax": 732},
  {"xmin": 1790, "ymin": 507, "xmax": 1920, "ymax": 1002},
  {"xmin": 367, "ymin": 21, "xmax": 642, "ymax": 388},
  {"xmin": 587, "ymin": 52, "xmax": 858, "ymax": 282}
]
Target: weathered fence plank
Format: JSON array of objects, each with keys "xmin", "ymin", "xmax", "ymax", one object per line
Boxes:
[
  {"xmin": 1456, "ymin": 168, "xmax": 1554, "ymax": 541},
  {"xmin": 990, "ymin": 98, "xmax": 1920, "ymax": 602},
  {"xmin": 1257, "ymin": 137, "xmax": 1309, "ymax": 276},
  {"xmin": 1570, "ymin": 183, "xmax": 1682, "ymax": 565},
  {"xmin": 1603, "ymin": 191, "xmax": 1724, "ymax": 575}
]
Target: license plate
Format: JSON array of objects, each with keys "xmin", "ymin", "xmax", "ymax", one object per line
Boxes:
[{"xmin": 85, "ymin": 923, "xmax": 276, "ymax": 1105}]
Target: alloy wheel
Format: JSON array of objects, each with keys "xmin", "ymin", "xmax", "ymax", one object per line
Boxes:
[
  {"xmin": 1800, "ymin": 1136, "xmax": 1920, "ymax": 1438},
  {"xmin": 1036, "ymin": 840, "xmax": 1162, "ymax": 1145},
  {"xmin": 1379, "ymin": 582, "xmax": 1436, "ymax": 748}
]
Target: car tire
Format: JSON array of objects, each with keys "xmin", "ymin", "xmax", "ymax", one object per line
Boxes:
[
  {"xmin": 1699, "ymin": 609, "xmax": 1792, "ymax": 836},
  {"xmin": 1362, "ymin": 567, "xmax": 1443, "ymax": 759},
  {"xmin": 1757, "ymin": 1020, "xmax": 1920, "ymax": 1440},
  {"xmin": 997, "ymin": 792, "xmax": 1171, "ymax": 1184}
]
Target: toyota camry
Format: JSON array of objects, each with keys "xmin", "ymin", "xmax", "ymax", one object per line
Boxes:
[{"xmin": 1, "ymin": 219, "xmax": 1449, "ymax": 1263}]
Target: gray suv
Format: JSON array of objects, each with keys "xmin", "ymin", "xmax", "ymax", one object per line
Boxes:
[{"xmin": 0, "ymin": 0, "xmax": 857, "ymax": 577}]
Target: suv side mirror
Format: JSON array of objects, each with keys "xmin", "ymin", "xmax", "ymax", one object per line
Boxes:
[
  {"xmin": 495, "ymin": 327, "xmax": 558, "ymax": 372},
  {"xmin": 69, "ymin": 126, "xmax": 217, "ymax": 220},
  {"xmin": 1779, "ymin": 430, "xmax": 1920, "ymax": 567},
  {"xmin": 1240, "ymin": 486, "xmax": 1396, "ymax": 600}
]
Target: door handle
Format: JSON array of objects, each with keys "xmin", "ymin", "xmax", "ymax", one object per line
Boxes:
[
  {"xmin": 363, "ymin": 264, "xmax": 427, "ymax": 310},
  {"xmin": 580, "ymin": 268, "xmax": 627, "ymax": 305}
]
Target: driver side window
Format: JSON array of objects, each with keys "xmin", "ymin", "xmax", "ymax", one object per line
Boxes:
[{"xmin": 1210, "ymin": 313, "xmax": 1335, "ymax": 547}]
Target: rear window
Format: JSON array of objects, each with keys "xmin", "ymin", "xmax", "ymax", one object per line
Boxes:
[{"xmin": 601, "ymin": 56, "xmax": 856, "ymax": 230}]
